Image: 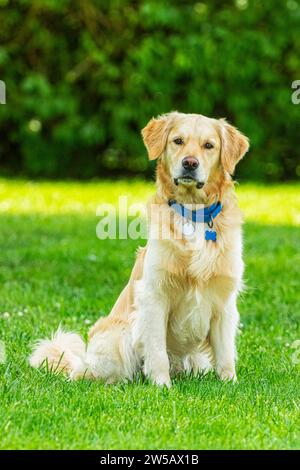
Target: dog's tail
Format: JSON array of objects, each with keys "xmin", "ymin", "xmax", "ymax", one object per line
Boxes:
[
  {"xmin": 29, "ymin": 321, "xmax": 139, "ymax": 383},
  {"xmin": 29, "ymin": 327, "xmax": 89, "ymax": 379}
]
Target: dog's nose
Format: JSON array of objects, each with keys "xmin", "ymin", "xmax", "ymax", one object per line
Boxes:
[{"xmin": 182, "ymin": 156, "xmax": 199, "ymax": 170}]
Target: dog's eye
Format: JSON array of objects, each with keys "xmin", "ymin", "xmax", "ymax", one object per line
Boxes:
[
  {"xmin": 204, "ymin": 142, "xmax": 214, "ymax": 149},
  {"xmin": 173, "ymin": 138, "xmax": 184, "ymax": 145}
]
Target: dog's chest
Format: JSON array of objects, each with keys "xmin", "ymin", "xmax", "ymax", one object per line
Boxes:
[
  {"xmin": 182, "ymin": 229, "xmax": 225, "ymax": 282},
  {"xmin": 167, "ymin": 285, "xmax": 212, "ymax": 354},
  {"xmin": 164, "ymin": 238, "xmax": 226, "ymax": 354}
]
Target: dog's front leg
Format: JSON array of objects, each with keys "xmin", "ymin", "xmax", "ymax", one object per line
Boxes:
[
  {"xmin": 132, "ymin": 276, "xmax": 170, "ymax": 388},
  {"xmin": 210, "ymin": 295, "xmax": 239, "ymax": 382}
]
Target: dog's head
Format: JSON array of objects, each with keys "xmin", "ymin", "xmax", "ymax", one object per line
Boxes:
[{"xmin": 142, "ymin": 112, "xmax": 249, "ymax": 190}]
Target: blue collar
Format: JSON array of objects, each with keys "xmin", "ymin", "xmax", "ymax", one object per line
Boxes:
[{"xmin": 168, "ymin": 199, "xmax": 222, "ymax": 225}]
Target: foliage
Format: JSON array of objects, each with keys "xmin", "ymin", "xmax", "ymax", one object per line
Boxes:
[{"xmin": 0, "ymin": 0, "xmax": 300, "ymax": 180}]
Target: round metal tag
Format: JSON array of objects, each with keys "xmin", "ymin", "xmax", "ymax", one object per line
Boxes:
[{"xmin": 182, "ymin": 221, "xmax": 195, "ymax": 237}]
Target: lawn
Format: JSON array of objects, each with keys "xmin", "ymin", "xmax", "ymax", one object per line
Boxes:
[{"xmin": 0, "ymin": 178, "xmax": 299, "ymax": 450}]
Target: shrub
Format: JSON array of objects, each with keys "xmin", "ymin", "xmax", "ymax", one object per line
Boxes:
[{"xmin": 0, "ymin": 0, "xmax": 299, "ymax": 180}]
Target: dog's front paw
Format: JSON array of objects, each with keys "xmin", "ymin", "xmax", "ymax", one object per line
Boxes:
[
  {"xmin": 153, "ymin": 373, "xmax": 171, "ymax": 388},
  {"xmin": 143, "ymin": 356, "xmax": 171, "ymax": 387},
  {"xmin": 216, "ymin": 366, "xmax": 237, "ymax": 383}
]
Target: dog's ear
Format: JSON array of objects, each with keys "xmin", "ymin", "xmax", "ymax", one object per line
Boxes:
[
  {"xmin": 219, "ymin": 119, "xmax": 249, "ymax": 175},
  {"xmin": 141, "ymin": 114, "xmax": 172, "ymax": 160}
]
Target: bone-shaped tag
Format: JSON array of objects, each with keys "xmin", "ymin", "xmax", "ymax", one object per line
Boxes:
[{"xmin": 205, "ymin": 230, "xmax": 217, "ymax": 242}]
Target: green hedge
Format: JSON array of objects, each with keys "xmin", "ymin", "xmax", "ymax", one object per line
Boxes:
[{"xmin": 0, "ymin": 0, "xmax": 299, "ymax": 180}]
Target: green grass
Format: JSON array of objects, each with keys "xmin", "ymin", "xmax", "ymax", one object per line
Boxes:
[{"xmin": 0, "ymin": 178, "xmax": 299, "ymax": 450}]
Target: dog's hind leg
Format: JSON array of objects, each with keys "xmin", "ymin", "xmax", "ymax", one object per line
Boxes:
[
  {"xmin": 77, "ymin": 319, "xmax": 139, "ymax": 383},
  {"xmin": 183, "ymin": 350, "xmax": 213, "ymax": 376}
]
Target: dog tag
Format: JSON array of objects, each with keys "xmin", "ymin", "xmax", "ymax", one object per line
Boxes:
[
  {"xmin": 182, "ymin": 221, "xmax": 195, "ymax": 237},
  {"xmin": 205, "ymin": 230, "xmax": 217, "ymax": 242}
]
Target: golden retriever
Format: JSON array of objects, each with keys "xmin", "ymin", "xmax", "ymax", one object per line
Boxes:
[{"xmin": 30, "ymin": 112, "xmax": 249, "ymax": 387}]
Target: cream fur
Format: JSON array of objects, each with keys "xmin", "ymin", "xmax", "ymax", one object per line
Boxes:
[{"xmin": 30, "ymin": 112, "xmax": 249, "ymax": 387}]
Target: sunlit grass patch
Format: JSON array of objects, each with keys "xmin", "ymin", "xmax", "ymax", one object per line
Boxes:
[{"xmin": 0, "ymin": 179, "xmax": 299, "ymax": 226}]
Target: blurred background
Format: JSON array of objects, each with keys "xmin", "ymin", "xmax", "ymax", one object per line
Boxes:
[{"xmin": 0, "ymin": 0, "xmax": 299, "ymax": 181}]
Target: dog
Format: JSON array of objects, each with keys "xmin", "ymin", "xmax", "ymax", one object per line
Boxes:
[{"xmin": 30, "ymin": 112, "xmax": 249, "ymax": 387}]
